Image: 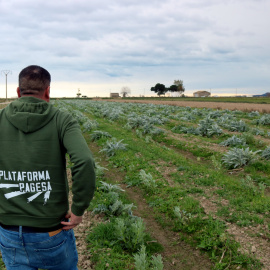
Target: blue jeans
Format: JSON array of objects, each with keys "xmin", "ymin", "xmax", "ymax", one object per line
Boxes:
[{"xmin": 0, "ymin": 226, "xmax": 78, "ymax": 270}]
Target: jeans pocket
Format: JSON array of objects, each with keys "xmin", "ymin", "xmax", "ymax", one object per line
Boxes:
[
  {"xmin": 35, "ymin": 238, "xmax": 67, "ymax": 267},
  {"xmin": 0, "ymin": 242, "xmax": 16, "ymax": 266}
]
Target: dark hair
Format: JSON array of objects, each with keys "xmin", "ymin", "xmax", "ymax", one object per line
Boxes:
[{"xmin": 18, "ymin": 65, "xmax": 51, "ymax": 95}]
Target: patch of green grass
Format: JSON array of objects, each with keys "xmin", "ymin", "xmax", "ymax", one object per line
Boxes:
[
  {"xmin": 217, "ymin": 207, "xmax": 264, "ymax": 226},
  {"xmin": 245, "ymin": 161, "xmax": 270, "ymax": 174},
  {"xmin": 88, "ymin": 245, "xmax": 134, "ymax": 270}
]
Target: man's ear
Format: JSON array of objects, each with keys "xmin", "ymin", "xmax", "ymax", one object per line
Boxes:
[
  {"xmin": 43, "ymin": 86, "xmax": 50, "ymax": 102},
  {"xmin": 17, "ymin": 87, "xmax": 21, "ymax": 98}
]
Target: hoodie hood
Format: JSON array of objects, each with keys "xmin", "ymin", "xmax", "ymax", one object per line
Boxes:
[{"xmin": 5, "ymin": 96, "xmax": 57, "ymax": 133}]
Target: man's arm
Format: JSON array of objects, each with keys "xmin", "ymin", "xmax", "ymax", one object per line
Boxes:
[{"xmin": 59, "ymin": 113, "xmax": 96, "ymax": 228}]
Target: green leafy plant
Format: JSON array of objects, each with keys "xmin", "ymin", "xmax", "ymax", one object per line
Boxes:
[
  {"xmin": 250, "ymin": 127, "xmax": 265, "ymax": 136},
  {"xmin": 211, "ymin": 155, "xmax": 222, "ymax": 170},
  {"xmin": 92, "ymin": 189, "xmax": 134, "ymax": 217},
  {"xmin": 72, "ymin": 110, "xmax": 88, "ymax": 124},
  {"xmin": 114, "ymin": 217, "xmax": 148, "ymax": 252},
  {"xmin": 221, "ymin": 147, "xmax": 260, "ymax": 169},
  {"xmin": 261, "ymin": 146, "xmax": 270, "ymax": 160},
  {"xmin": 100, "ymin": 138, "xmax": 128, "ymax": 157},
  {"xmin": 248, "ymin": 111, "xmax": 260, "ymax": 117},
  {"xmin": 139, "ymin": 170, "xmax": 157, "ymax": 190},
  {"xmin": 95, "ymin": 162, "xmax": 108, "ymax": 178},
  {"xmin": 240, "ymin": 176, "xmax": 262, "ymax": 196},
  {"xmin": 172, "ymin": 125, "xmax": 200, "ymax": 135},
  {"xmin": 134, "ymin": 245, "xmax": 164, "ymax": 270},
  {"xmin": 227, "ymin": 120, "xmax": 249, "ymax": 132},
  {"xmin": 174, "ymin": 206, "xmax": 193, "ymax": 226},
  {"xmin": 91, "ymin": 130, "xmax": 112, "ymax": 141},
  {"xmin": 99, "ymin": 181, "xmax": 125, "ymax": 193},
  {"xmin": 219, "ymin": 135, "xmax": 246, "ymax": 147},
  {"xmin": 82, "ymin": 119, "xmax": 99, "ymax": 132},
  {"xmin": 197, "ymin": 117, "xmax": 223, "ymax": 137},
  {"xmin": 256, "ymin": 114, "xmax": 270, "ymax": 125}
]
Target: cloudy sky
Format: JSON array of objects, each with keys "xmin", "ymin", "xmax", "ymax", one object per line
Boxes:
[{"xmin": 0, "ymin": 0, "xmax": 269, "ymax": 98}]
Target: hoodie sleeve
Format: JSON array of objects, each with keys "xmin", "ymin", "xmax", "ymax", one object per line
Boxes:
[{"xmin": 59, "ymin": 112, "xmax": 96, "ymax": 216}]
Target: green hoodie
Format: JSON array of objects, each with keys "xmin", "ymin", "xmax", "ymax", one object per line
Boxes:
[{"xmin": 0, "ymin": 97, "xmax": 95, "ymax": 228}]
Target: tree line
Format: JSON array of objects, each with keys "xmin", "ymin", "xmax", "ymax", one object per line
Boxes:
[{"xmin": 151, "ymin": 80, "xmax": 185, "ymax": 97}]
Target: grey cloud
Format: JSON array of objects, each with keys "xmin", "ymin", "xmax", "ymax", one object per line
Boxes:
[{"xmin": 0, "ymin": 0, "xmax": 269, "ymax": 95}]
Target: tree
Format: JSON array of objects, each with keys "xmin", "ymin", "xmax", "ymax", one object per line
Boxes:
[
  {"xmin": 120, "ymin": 86, "xmax": 131, "ymax": 98},
  {"xmin": 150, "ymin": 83, "xmax": 167, "ymax": 97},
  {"xmin": 168, "ymin": 84, "xmax": 178, "ymax": 92},
  {"xmin": 172, "ymin": 80, "xmax": 185, "ymax": 94}
]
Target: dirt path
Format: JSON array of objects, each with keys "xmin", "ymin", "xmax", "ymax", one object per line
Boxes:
[
  {"xmin": 101, "ymin": 99, "xmax": 270, "ymax": 113},
  {"xmin": 123, "ymin": 186, "xmax": 213, "ymax": 269}
]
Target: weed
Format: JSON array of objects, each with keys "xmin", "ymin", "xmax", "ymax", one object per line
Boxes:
[
  {"xmin": 174, "ymin": 206, "xmax": 193, "ymax": 226},
  {"xmin": 211, "ymin": 155, "xmax": 223, "ymax": 170},
  {"xmin": 242, "ymin": 133, "xmax": 256, "ymax": 145},
  {"xmin": 240, "ymin": 176, "xmax": 262, "ymax": 196}
]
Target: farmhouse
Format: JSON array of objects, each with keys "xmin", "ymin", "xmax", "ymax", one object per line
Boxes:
[
  {"xmin": 110, "ymin": 93, "xmax": 120, "ymax": 98},
  {"xmin": 193, "ymin": 91, "xmax": 211, "ymax": 97}
]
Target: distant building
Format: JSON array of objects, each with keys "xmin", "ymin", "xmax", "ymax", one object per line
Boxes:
[
  {"xmin": 110, "ymin": 93, "xmax": 120, "ymax": 98},
  {"xmin": 193, "ymin": 91, "xmax": 211, "ymax": 97},
  {"xmin": 170, "ymin": 92, "xmax": 183, "ymax": 97}
]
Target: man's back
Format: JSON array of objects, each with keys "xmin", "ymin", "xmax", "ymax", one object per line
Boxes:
[
  {"xmin": 0, "ymin": 96, "xmax": 95, "ymax": 228},
  {"xmin": 0, "ymin": 65, "xmax": 95, "ymax": 270}
]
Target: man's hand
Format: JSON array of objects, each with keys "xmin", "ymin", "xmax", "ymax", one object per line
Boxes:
[{"xmin": 61, "ymin": 211, "xmax": 83, "ymax": 230}]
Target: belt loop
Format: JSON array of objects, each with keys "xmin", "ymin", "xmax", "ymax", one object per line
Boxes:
[{"xmin": 19, "ymin": 226, "xmax": 23, "ymax": 238}]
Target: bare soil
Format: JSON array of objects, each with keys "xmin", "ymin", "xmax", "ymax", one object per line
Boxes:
[{"xmin": 102, "ymin": 99, "xmax": 270, "ymax": 113}]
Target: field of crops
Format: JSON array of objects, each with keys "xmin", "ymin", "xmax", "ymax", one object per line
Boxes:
[
  {"xmin": 1, "ymin": 99, "xmax": 270, "ymax": 269},
  {"xmin": 54, "ymin": 99, "xmax": 270, "ymax": 270}
]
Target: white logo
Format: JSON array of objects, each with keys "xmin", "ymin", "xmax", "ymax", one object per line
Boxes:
[{"xmin": 0, "ymin": 170, "xmax": 52, "ymax": 205}]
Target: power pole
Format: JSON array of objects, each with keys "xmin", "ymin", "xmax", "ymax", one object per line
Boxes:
[{"xmin": 1, "ymin": 70, "xmax": 12, "ymax": 100}]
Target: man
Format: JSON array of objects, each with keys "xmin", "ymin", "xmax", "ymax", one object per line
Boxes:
[{"xmin": 0, "ymin": 65, "xmax": 96, "ymax": 270}]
